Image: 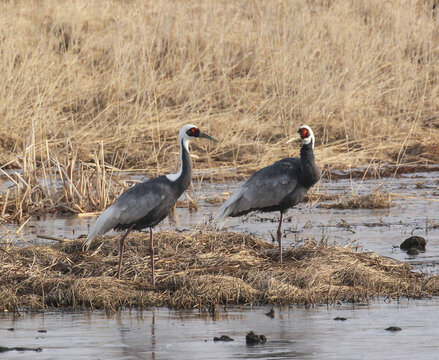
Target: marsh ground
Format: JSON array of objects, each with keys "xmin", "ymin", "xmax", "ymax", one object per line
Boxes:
[{"xmin": 1, "ymin": 1, "xmax": 439, "ymax": 358}]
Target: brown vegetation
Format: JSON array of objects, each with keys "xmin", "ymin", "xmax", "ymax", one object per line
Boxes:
[
  {"xmin": 1, "ymin": 231, "xmax": 438, "ymax": 311},
  {"xmin": 319, "ymin": 187, "xmax": 392, "ymax": 209},
  {"xmin": 0, "ymin": 0, "xmax": 439, "ymax": 177},
  {"xmin": 0, "ymin": 139, "xmax": 129, "ymax": 223},
  {"xmin": 1, "ymin": 0, "xmax": 438, "ymax": 221}
]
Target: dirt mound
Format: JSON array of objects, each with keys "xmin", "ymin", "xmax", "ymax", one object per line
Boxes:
[{"xmin": 1, "ymin": 232, "xmax": 438, "ymax": 311}]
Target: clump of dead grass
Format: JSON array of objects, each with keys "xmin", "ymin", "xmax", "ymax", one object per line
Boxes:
[
  {"xmin": 320, "ymin": 188, "xmax": 392, "ymax": 209},
  {"xmin": 1, "ymin": 231, "xmax": 438, "ymax": 312},
  {"xmin": 0, "ymin": 138, "xmax": 129, "ymax": 223}
]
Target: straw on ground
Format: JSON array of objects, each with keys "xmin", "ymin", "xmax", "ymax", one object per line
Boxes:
[{"xmin": 1, "ymin": 231, "xmax": 438, "ymax": 311}]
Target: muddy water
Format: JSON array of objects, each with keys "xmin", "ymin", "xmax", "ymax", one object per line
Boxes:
[{"xmin": 1, "ymin": 300, "xmax": 439, "ymax": 359}]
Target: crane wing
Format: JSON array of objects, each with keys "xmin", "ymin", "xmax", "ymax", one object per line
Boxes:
[
  {"xmin": 113, "ymin": 182, "xmax": 166, "ymax": 225},
  {"xmin": 82, "ymin": 181, "xmax": 166, "ymax": 249},
  {"xmin": 216, "ymin": 158, "xmax": 300, "ymax": 228}
]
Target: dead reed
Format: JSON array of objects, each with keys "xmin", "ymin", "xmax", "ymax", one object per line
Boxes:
[
  {"xmin": 1, "ymin": 0, "xmax": 439, "ymax": 221},
  {"xmin": 0, "ymin": 0, "xmax": 439, "ymax": 179},
  {"xmin": 1, "ymin": 231, "xmax": 438, "ymax": 311},
  {"xmin": 0, "ymin": 135, "xmax": 129, "ymax": 223},
  {"xmin": 319, "ymin": 187, "xmax": 392, "ymax": 209}
]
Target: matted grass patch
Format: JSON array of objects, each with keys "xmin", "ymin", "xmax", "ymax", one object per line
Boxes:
[{"xmin": 1, "ymin": 232, "xmax": 438, "ymax": 311}]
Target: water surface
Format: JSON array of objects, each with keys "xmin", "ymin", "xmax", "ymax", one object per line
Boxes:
[
  {"xmin": 1, "ymin": 300, "xmax": 439, "ymax": 359},
  {"xmin": 1, "ymin": 172, "xmax": 439, "ymax": 359},
  {"xmin": 5, "ymin": 171, "xmax": 439, "ymax": 272}
]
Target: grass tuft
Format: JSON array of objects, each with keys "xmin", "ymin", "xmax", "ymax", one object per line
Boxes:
[{"xmin": 1, "ymin": 231, "xmax": 438, "ymax": 311}]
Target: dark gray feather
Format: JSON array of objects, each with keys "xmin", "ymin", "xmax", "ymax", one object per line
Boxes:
[{"xmin": 219, "ymin": 158, "xmax": 301, "ymax": 218}]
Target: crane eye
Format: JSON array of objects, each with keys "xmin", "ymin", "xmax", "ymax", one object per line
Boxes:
[
  {"xmin": 186, "ymin": 127, "xmax": 200, "ymax": 137},
  {"xmin": 298, "ymin": 128, "xmax": 310, "ymax": 139}
]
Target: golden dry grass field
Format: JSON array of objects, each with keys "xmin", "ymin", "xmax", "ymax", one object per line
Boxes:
[
  {"xmin": 1, "ymin": 0, "xmax": 439, "ymax": 171},
  {"xmin": 0, "ymin": 0, "xmax": 438, "ymax": 219}
]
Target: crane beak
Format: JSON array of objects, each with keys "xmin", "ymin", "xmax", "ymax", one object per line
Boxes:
[
  {"xmin": 286, "ymin": 134, "xmax": 300, "ymax": 144},
  {"xmin": 199, "ymin": 132, "xmax": 220, "ymax": 143}
]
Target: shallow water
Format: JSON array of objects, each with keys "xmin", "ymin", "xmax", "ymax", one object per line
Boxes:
[
  {"xmin": 1, "ymin": 299, "xmax": 439, "ymax": 359},
  {"xmin": 1, "ymin": 172, "xmax": 439, "ymax": 358},
  {"xmin": 5, "ymin": 171, "xmax": 439, "ymax": 273}
]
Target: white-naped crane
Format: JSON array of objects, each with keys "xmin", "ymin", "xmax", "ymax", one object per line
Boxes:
[
  {"xmin": 216, "ymin": 125, "xmax": 320, "ymax": 263},
  {"xmin": 82, "ymin": 124, "xmax": 219, "ymax": 285}
]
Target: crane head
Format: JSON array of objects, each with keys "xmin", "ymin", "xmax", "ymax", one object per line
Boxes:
[
  {"xmin": 286, "ymin": 125, "xmax": 315, "ymax": 149},
  {"xmin": 179, "ymin": 124, "xmax": 220, "ymax": 143}
]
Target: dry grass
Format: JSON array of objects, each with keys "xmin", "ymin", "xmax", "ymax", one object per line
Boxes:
[
  {"xmin": 0, "ymin": 137, "xmax": 130, "ymax": 223},
  {"xmin": 319, "ymin": 187, "xmax": 392, "ymax": 209},
  {"xmin": 1, "ymin": 231, "xmax": 438, "ymax": 311},
  {"xmin": 0, "ymin": 0, "xmax": 439, "ymax": 180},
  {"xmin": 1, "ymin": 0, "xmax": 439, "ymax": 220}
]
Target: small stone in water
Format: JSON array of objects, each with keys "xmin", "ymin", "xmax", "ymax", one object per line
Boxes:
[
  {"xmin": 213, "ymin": 335, "xmax": 234, "ymax": 342},
  {"xmin": 400, "ymin": 236, "xmax": 426, "ymax": 251},
  {"xmin": 246, "ymin": 331, "xmax": 267, "ymax": 345},
  {"xmin": 385, "ymin": 326, "xmax": 402, "ymax": 332},
  {"xmin": 265, "ymin": 308, "xmax": 275, "ymax": 318}
]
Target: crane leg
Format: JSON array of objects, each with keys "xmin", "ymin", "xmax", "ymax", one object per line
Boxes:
[
  {"xmin": 116, "ymin": 225, "xmax": 134, "ymax": 279},
  {"xmin": 149, "ymin": 227, "xmax": 155, "ymax": 287},
  {"xmin": 277, "ymin": 212, "xmax": 284, "ymax": 263}
]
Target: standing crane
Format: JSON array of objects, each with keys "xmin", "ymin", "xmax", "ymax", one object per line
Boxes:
[
  {"xmin": 82, "ymin": 124, "xmax": 219, "ymax": 285},
  {"xmin": 216, "ymin": 125, "xmax": 320, "ymax": 263}
]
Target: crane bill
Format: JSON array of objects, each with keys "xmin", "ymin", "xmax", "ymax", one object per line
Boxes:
[{"xmin": 199, "ymin": 132, "xmax": 220, "ymax": 143}]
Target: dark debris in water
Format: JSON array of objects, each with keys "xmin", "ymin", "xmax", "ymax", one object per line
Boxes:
[
  {"xmin": 400, "ymin": 236, "xmax": 426, "ymax": 252},
  {"xmin": 334, "ymin": 317, "xmax": 347, "ymax": 321},
  {"xmin": 246, "ymin": 331, "xmax": 267, "ymax": 345},
  {"xmin": 0, "ymin": 346, "xmax": 42, "ymax": 353},
  {"xmin": 265, "ymin": 308, "xmax": 275, "ymax": 318},
  {"xmin": 407, "ymin": 248, "xmax": 420, "ymax": 256},
  {"xmin": 385, "ymin": 326, "xmax": 402, "ymax": 332},
  {"xmin": 213, "ymin": 335, "xmax": 234, "ymax": 342}
]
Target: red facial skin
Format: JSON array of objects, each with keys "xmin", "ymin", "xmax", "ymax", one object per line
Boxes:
[{"xmin": 299, "ymin": 128, "xmax": 310, "ymax": 139}]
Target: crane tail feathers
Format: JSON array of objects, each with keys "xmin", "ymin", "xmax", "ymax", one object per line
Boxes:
[
  {"xmin": 214, "ymin": 188, "xmax": 244, "ymax": 230},
  {"xmin": 82, "ymin": 206, "xmax": 118, "ymax": 250}
]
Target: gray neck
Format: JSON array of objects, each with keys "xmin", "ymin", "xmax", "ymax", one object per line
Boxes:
[
  {"xmin": 166, "ymin": 138, "xmax": 192, "ymax": 195},
  {"xmin": 177, "ymin": 138, "xmax": 192, "ymax": 193},
  {"xmin": 300, "ymin": 142, "xmax": 321, "ymax": 187}
]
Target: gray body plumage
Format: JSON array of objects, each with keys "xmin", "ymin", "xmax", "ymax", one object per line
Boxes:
[
  {"xmin": 83, "ymin": 139, "xmax": 192, "ymax": 248},
  {"xmin": 217, "ymin": 141, "xmax": 321, "ymax": 227}
]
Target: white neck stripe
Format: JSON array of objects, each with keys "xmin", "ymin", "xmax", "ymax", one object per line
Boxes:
[{"xmin": 166, "ymin": 137, "xmax": 189, "ymax": 182}]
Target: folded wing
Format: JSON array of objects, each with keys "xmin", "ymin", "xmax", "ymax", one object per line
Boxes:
[
  {"xmin": 82, "ymin": 182, "xmax": 165, "ymax": 248},
  {"xmin": 216, "ymin": 158, "xmax": 300, "ymax": 228}
]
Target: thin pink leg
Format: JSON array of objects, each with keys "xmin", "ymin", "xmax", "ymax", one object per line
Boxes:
[
  {"xmin": 116, "ymin": 225, "xmax": 134, "ymax": 279},
  {"xmin": 277, "ymin": 212, "xmax": 284, "ymax": 263},
  {"xmin": 149, "ymin": 227, "xmax": 155, "ymax": 286}
]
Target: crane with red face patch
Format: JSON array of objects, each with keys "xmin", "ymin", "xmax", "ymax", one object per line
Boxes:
[
  {"xmin": 82, "ymin": 124, "xmax": 219, "ymax": 286},
  {"xmin": 216, "ymin": 125, "xmax": 320, "ymax": 263}
]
